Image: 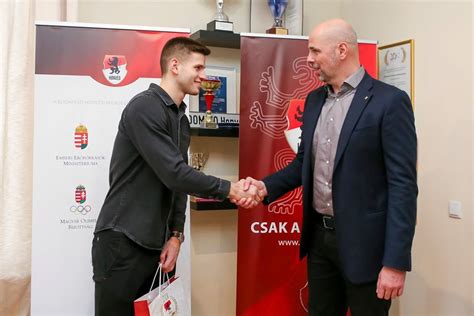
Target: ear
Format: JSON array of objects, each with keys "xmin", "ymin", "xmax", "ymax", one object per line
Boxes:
[
  {"xmin": 169, "ymin": 57, "xmax": 179, "ymax": 75},
  {"xmin": 337, "ymin": 42, "xmax": 349, "ymax": 60}
]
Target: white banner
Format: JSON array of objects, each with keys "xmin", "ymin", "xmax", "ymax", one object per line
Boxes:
[{"xmin": 32, "ymin": 23, "xmax": 191, "ymax": 315}]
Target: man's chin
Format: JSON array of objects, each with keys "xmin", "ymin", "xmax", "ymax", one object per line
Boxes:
[{"xmin": 188, "ymin": 89, "xmax": 200, "ymax": 96}]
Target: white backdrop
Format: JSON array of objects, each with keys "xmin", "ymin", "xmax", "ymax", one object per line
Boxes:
[{"xmin": 31, "ymin": 23, "xmax": 191, "ymax": 315}]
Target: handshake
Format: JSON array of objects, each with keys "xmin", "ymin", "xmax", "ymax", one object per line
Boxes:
[{"xmin": 228, "ymin": 177, "xmax": 268, "ymax": 209}]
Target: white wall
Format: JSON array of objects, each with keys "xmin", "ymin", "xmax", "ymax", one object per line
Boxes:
[
  {"xmin": 78, "ymin": 0, "xmax": 250, "ymax": 34},
  {"xmin": 76, "ymin": 1, "xmax": 473, "ymax": 315}
]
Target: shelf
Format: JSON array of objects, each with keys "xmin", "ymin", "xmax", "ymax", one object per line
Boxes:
[
  {"xmin": 190, "ymin": 30, "xmax": 240, "ymax": 49},
  {"xmin": 190, "ymin": 197, "xmax": 236, "ymax": 211},
  {"xmin": 190, "ymin": 126, "xmax": 238, "ymax": 137}
]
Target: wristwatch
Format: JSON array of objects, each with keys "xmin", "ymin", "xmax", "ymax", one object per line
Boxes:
[{"xmin": 170, "ymin": 231, "xmax": 185, "ymax": 244}]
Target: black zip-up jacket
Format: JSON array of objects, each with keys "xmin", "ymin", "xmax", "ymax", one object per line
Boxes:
[{"xmin": 94, "ymin": 84, "xmax": 230, "ymax": 250}]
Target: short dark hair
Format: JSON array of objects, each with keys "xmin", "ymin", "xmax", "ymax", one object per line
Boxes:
[{"xmin": 160, "ymin": 37, "xmax": 211, "ymax": 73}]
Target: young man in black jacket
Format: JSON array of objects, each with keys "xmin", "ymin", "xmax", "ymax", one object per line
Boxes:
[{"xmin": 92, "ymin": 37, "xmax": 259, "ymax": 315}]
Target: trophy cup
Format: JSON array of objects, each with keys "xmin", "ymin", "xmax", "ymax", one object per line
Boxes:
[
  {"xmin": 200, "ymin": 76, "xmax": 221, "ymax": 129},
  {"xmin": 207, "ymin": 0, "xmax": 234, "ymax": 32},
  {"xmin": 190, "ymin": 152, "xmax": 209, "ymax": 171},
  {"xmin": 266, "ymin": 0, "xmax": 289, "ymax": 35}
]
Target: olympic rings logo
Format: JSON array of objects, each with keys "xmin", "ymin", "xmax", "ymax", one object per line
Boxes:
[{"xmin": 70, "ymin": 205, "xmax": 92, "ymax": 215}]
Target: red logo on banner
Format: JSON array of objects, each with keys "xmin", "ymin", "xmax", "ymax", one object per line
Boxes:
[
  {"xmin": 285, "ymin": 99, "xmax": 305, "ymax": 153},
  {"xmin": 74, "ymin": 124, "xmax": 88, "ymax": 150},
  {"xmin": 75, "ymin": 185, "xmax": 86, "ymax": 204},
  {"xmin": 103, "ymin": 55, "xmax": 128, "ymax": 85}
]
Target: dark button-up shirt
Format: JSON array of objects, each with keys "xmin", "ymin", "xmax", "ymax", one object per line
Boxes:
[
  {"xmin": 312, "ymin": 67, "xmax": 365, "ymax": 215},
  {"xmin": 95, "ymin": 84, "xmax": 230, "ymax": 250}
]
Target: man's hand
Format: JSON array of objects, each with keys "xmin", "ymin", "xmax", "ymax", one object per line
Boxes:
[
  {"xmin": 228, "ymin": 180, "xmax": 261, "ymax": 209},
  {"xmin": 241, "ymin": 177, "xmax": 267, "ymax": 208},
  {"xmin": 160, "ymin": 237, "xmax": 180, "ymax": 273},
  {"xmin": 243, "ymin": 177, "xmax": 267, "ymax": 197},
  {"xmin": 376, "ymin": 266, "xmax": 406, "ymax": 300},
  {"xmin": 230, "ymin": 177, "xmax": 267, "ymax": 209}
]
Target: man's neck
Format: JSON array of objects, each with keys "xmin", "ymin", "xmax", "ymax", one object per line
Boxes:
[
  {"xmin": 330, "ymin": 64, "xmax": 361, "ymax": 94},
  {"xmin": 159, "ymin": 79, "xmax": 185, "ymax": 106}
]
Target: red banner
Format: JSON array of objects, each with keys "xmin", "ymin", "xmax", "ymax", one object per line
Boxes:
[
  {"xmin": 237, "ymin": 35, "xmax": 377, "ymax": 315},
  {"xmin": 35, "ymin": 25, "xmax": 185, "ymax": 86}
]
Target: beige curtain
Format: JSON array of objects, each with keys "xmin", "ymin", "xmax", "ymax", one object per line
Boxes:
[{"xmin": 0, "ymin": 1, "xmax": 76, "ymax": 315}]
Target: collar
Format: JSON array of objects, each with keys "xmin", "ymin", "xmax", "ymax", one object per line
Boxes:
[
  {"xmin": 149, "ymin": 83, "xmax": 187, "ymax": 110},
  {"xmin": 326, "ymin": 66, "xmax": 365, "ymax": 96},
  {"xmin": 344, "ymin": 66, "xmax": 365, "ymax": 89}
]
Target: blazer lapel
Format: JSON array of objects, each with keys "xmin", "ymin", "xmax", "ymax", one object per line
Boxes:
[{"xmin": 333, "ymin": 73, "xmax": 374, "ymax": 171}]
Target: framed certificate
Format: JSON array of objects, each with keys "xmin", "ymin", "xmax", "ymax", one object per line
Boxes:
[{"xmin": 378, "ymin": 39, "xmax": 414, "ymax": 105}]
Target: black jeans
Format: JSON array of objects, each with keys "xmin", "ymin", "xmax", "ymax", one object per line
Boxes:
[
  {"xmin": 91, "ymin": 229, "xmax": 166, "ymax": 316},
  {"xmin": 307, "ymin": 220, "xmax": 391, "ymax": 316}
]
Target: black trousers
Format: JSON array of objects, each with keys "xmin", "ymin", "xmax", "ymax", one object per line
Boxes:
[
  {"xmin": 91, "ymin": 229, "xmax": 167, "ymax": 316},
  {"xmin": 307, "ymin": 219, "xmax": 391, "ymax": 316}
]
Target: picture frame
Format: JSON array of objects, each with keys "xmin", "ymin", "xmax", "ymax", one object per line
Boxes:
[
  {"xmin": 378, "ymin": 39, "xmax": 415, "ymax": 105},
  {"xmin": 198, "ymin": 65, "xmax": 237, "ymax": 114}
]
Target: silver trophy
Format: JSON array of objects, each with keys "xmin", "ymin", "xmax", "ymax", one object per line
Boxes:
[
  {"xmin": 207, "ymin": 0, "xmax": 234, "ymax": 32},
  {"xmin": 266, "ymin": 0, "xmax": 289, "ymax": 35},
  {"xmin": 214, "ymin": 0, "xmax": 229, "ymax": 21}
]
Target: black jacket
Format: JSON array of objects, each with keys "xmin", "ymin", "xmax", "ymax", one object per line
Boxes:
[{"xmin": 95, "ymin": 84, "xmax": 230, "ymax": 250}]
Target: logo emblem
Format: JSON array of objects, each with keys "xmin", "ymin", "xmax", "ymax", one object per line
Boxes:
[
  {"xmin": 74, "ymin": 124, "xmax": 88, "ymax": 150},
  {"xmin": 161, "ymin": 296, "xmax": 178, "ymax": 316},
  {"xmin": 284, "ymin": 99, "xmax": 305, "ymax": 153},
  {"xmin": 70, "ymin": 185, "xmax": 92, "ymax": 215},
  {"xmin": 384, "ymin": 47, "xmax": 407, "ymax": 66},
  {"xmin": 103, "ymin": 55, "xmax": 127, "ymax": 85},
  {"xmin": 75, "ymin": 185, "xmax": 86, "ymax": 204}
]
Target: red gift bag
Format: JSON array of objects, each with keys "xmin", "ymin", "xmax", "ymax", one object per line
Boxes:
[{"xmin": 134, "ymin": 264, "xmax": 189, "ymax": 316}]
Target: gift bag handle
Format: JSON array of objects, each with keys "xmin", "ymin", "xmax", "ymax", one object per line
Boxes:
[{"xmin": 149, "ymin": 263, "xmax": 170, "ymax": 295}]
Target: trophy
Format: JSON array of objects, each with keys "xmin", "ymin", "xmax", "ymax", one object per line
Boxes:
[
  {"xmin": 207, "ymin": 0, "xmax": 234, "ymax": 32},
  {"xmin": 190, "ymin": 152, "xmax": 209, "ymax": 171},
  {"xmin": 200, "ymin": 76, "xmax": 221, "ymax": 129},
  {"xmin": 266, "ymin": 0, "xmax": 289, "ymax": 35}
]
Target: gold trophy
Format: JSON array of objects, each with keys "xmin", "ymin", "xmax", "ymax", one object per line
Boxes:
[
  {"xmin": 190, "ymin": 152, "xmax": 209, "ymax": 171},
  {"xmin": 200, "ymin": 77, "xmax": 221, "ymax": 129}
]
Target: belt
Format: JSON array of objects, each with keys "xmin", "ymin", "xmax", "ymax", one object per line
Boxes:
[{"xmin": 313, "ymin": 211, "xmax": 335, "ymax": 230}]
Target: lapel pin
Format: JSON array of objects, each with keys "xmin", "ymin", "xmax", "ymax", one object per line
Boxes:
[{"xmin": 364, "ymin": 96, "xmax": 368, "ymax": 100}]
